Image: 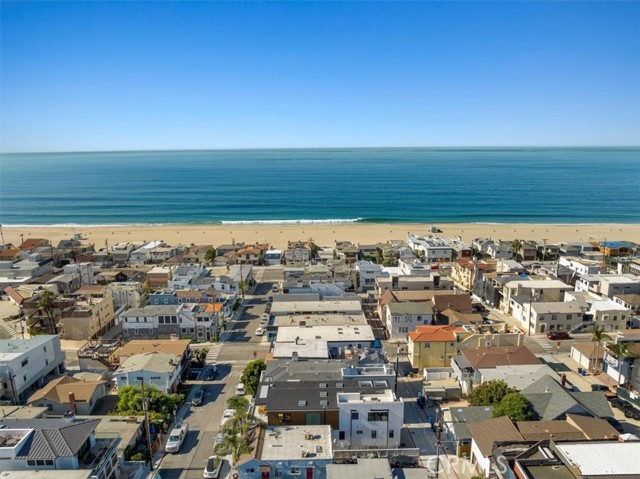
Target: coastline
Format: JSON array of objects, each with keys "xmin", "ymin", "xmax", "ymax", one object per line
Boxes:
[{"xmin": 3, "ymin": 223, "xmax": 638, "ymax": 249}]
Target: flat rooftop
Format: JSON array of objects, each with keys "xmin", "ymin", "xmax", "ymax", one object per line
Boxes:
[
  {"xmin": 0, "ymin": 335, "xmax": 57, "ymax": 360},
  {"xmin": 337, "ymin": 389, "xmax": 396, "ymax": 404},
  {"xmin": 258, "ymin": 425, "xmax": 332, "ymax": 461},
  {"xmin": 555, "ymin": 441, "xmax": 640, "ymax": 476},
  {"xmin": 0, "ymin": 472, "xmax": 92, "ymax": 479},
  {"xmin": 275, "ymin": 325, "xmax": 375, "ymax": 343},
  {"xmin": 270, "ymin": 299, "xmax": 363, "ymax": 315},
  {"xmin": 272, "ymin": 340, "xmax": 329, "ymax": 359},
  {"xmin": 271, "ymin": 313, "xmax": 367, "ymax": 328}
]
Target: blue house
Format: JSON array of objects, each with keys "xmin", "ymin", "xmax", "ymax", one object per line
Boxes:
[{"xmin": 236, "ymin": 425, "xmax": 332, "ymax": 479}]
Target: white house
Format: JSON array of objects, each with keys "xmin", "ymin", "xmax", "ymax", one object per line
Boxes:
[
  {"xmin": 129, "ymin": 241, "xmax": 165, "ymax": 265},
  {"xmin": 384, "ymin": 302, "xmax": 433, "ymax": 339},
  {"xmin": 335, "ymin": 389, "xmax": 403, "ymax": 448},
  {"xmin": 355, "ymin": 261, "xmax": 386, "ymax": 292},
  {"xmin": 63, "ymin": 263, "xmax": 95, "ymax": 286},
  {"xmin": 167, "ymin": 264, "xmax": 207, "ymax": 289},
  {"xmin": 0, "ymin": 335, "xmax": 66, "ymax": 404},
  {"xmin": 407, "ymin": 234, "xmax": 453, "ymax": 262},
  {"xmin": 264, "ymin": 249, "xmax": 283, "ymax": 266},
  {"xmin": 105, "ymin": 281, "xmax": 146, "ymax": 309},
  {"xmin": 114, "ymin": 351, "xmax": 182, "ymax": 393}
]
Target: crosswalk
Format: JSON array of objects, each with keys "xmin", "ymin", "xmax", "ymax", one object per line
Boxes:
[
  {"xmin": 531, "ymin": 336, "xmax": 554, "ymax": 351},
  {"xmin": 206, "ymin": 342, "xmax": 224, "ymax": 363}
]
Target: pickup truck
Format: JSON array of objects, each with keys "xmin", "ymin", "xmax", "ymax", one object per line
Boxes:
[{"xmin": 165, "ymin": 423, "xmax": 189, "ymax": 453}]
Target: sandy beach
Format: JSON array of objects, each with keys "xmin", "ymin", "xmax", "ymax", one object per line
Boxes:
[{"xmin": 3, "ymin": 223, "xmax": 638, "ymax": 250}]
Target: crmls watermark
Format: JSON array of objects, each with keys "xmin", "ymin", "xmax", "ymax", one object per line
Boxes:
[{"xmin": 420, "ymin": 454, "xmax": 510, "ymax": 476}]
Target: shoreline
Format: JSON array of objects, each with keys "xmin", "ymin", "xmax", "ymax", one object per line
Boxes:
[{"xmin": 3, "ymin": 223, "xmax": 638, "ymax": 249}]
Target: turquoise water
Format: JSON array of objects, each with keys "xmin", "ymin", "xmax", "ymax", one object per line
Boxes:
[{"xmin": 0, "ymin": 148, "xmax": 638, "ymax": 225}]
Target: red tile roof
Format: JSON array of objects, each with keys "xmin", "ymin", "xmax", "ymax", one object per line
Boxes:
[{"xmin": 408, "ymin": 324, "xmax": 464, "ymax": 343}]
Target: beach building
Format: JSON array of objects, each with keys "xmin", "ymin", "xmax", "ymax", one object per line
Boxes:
[
  {"xmin": 273, "ymin": 325, "xmax": 379, "ymax": 360},
  {"xmin": 120, "ymin": 303, "xmax": 223, "ymax": 342},
  {"xmin": 384, "ymin": 301, "xmax": 433, "ymax": 339},
  {"xmin": 234, "ymin": 425, "xmax": 333, "ymax": 479},
  {"xmin": 355, "ymin": 261, "xmax": 386, "ymax": 292},
  {"xmin": 114, "ymin": 351, "xmax": 182, "ymax": 393},
  {"xmin": 335, "ymin": 389, "xmax": 403, "ymax": 448},
  {"xmin": 285, "ymin": 241, "xmax": 312, "ymax": 264},
  {"xmin": 128, "ymin": 240, "xmax": 165, "ymax": 264},
  {"xmin": 60, "ymin": 295, "xmax": 116, "ymax": 341},
  {"xmin": 501, "ymin": 278, "xmax": 572, "ymax": 316},
  {"xmin": 576, "ymin": 273, "xmax": 640, "ymax": 299},
  {"xmin": 406, "ymin": 234, "xmax": 453, "ymax": 262},
  {"xmin": 0, "ymin": 418, "xmax": 120, "ymax": 479},
  {"xmin": 264, "ymin": 248, "xmax": 283, "ymax": 265},
  {"xmin": 0, "ymin": 335, "xmax": 66, "ymax": 404},
  {"xmin": 166, "ymin": 263, "xmax": 207, "ymax": 289},
  {"xmin": 451, "ymin": 345, "xmax": 540, "ymax": 394},
  {"xmin": 486, "ymin": 241, "xmax": 514, "ymax": 259},
  {"xmin": 104, "ymin": 281, "xmax": 146, "ymax": 309},
  {"xmin": 26, "ymin": 375, "xmax": 107, "ymax": 415},
  {"xmin": 0, "ymin": 254, "xmax": 55, "ymax": 290},
  {"xmin": 255, "ymin": 359, "xmax": 395, "ymax": 429}
]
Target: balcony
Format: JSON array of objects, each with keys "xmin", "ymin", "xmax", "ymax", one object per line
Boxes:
[{"xmin": 80, "ymin": 435, "xmax": 120, "ymax": 479}]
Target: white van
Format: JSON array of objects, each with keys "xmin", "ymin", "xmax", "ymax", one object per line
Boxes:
[{"xmin": 165, "ymin": 422, "xmax": 189, "ymax": 453}]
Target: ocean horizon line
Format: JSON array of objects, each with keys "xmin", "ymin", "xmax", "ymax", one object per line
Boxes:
[
  {"xmin": 2, "ymin": 145, "xmax": 640, "ymax": 156},
  {"xmin": 2, "ymin": 220, "xmax": 639, "ymax": 228}
]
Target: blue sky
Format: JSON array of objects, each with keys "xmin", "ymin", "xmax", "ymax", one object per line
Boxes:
[{"xmin": 1, "ymin": 1, "xmax": 639, "ymax": 152}]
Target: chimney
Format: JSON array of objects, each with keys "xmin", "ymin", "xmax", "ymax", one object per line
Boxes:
[
  {"xmin": 560, "ymin": 373, "xmax": 567, "ymax": 387},
  {"xmin": 68, "ymin": 392, "xmax": 77, "ymax": 415}
]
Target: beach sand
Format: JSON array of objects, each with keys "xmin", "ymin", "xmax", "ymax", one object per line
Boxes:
[{"xmin": 2, "ymin": 223, "xmax": 638, "ymax": 250}]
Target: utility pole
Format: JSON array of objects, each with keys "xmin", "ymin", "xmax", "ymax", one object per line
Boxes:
[
  {"xmin": 434, "ymin": 410, "xmax": 443, "ymax": 478},
  {"xmin": 140, "ymin": 378, "xmax": 154, "ymax": 471},
  {"xmin": 0, "ymin": 224, "xmax": 4, "ymax": 244}
]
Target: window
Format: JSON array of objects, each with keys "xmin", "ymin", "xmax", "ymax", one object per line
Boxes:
[
  {"xmin": 372, "ymin": 430, "xmax": 377, "ymax": 438},
  {"xmin": 46, "ymin": 404, "xmax": 53, "ymax": 411},
  {"xmin": 539, "ymin": 315, "xmax": 545, "ymax": 321},
  {"xmin": 423, "ymin": 343, "xmax": 430, "ymax": 349},
  {"xmin": 21, "ymin": 358, "xmax": 29, "ymax": 367},
  {"xmin": 356, "ymin": 430, "xmax": 363, "ymax": 434},
  {"xmin": 320, "ymin": 391, "xmax": 328, "ymax": 398},
  {"xmin": 551, "ymin": 315, "xmax": 557, "ymax": 321},
  {"xmin": 23, "ymin": 375, "xmax": 27, "ymax": 382},
  {"xmin": 351, "ymin": 411, "xmax": 359, "ymax": 420},
  {"xmin": 246, "ymin": 469, "xmax": 255, "ymax": 474},
  {"xmin": 567, "ymin": 314, "xmax": 572, "ymax": 320},
  {"xmin": 27, "ymin": 460, "xmax": 36, "ymax": 466},
  {"xmin": 368, "ymin": 410, "xmax": 389, "ymax": 421},
  {"xmin": 338, "ymin": 431, "xmax": 345, "ymax": 440},
  {"xmin": 389, "ymin": 430, "xmax": 394, "ymax": 438},
  {"xmin": 45, "ymin": 460, "xmax": 54, "ymax": 466},
  {"xmin": 290, "ymin": 467, "xmax": 300, "ymax": 475}
]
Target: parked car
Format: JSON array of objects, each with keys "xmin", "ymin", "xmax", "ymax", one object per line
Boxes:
[
  {"xmin": 203, "ymin": 456, "xmax": 225, "ymax": 479},
  {"xmin": 255, "ymin": 327, "xmax": 265, "ymax": 336},
  {"xmin": 265, "ymin": 303, "xmax": 271, "ymax": 313},
  {"xmin": 213, "ymin": 433, "xmax": 224, "ymax": 451},
  {"xmin": 267, "ymin": 296, "xmax": 273, "ymax": 303},
  {"xmin": 262, "ymin": 313, "xmax": 269, "ymax": 320},
  {"xmin": 235, "ymin": 383, "xmax": 246, "ymax": 396},
  {"xmin": 623, "ymin": 405, "xmax": 640, "ymax": 420},
  {"xmin": 165, "ymin": 423, "xmax": 189, "ymax": 453},
  {"xmin": 204, "ymin": 366, "xmax": 217, "ymax": 381},
  {"xmin": 220, "ymin": 409, "xmax": 235, "ymax": 428},
  {"xmin": 610, "ymin": 397, "xmax": 627, "ymax": 411},
  {"xmin": 259, "ymin": 319, "xmax": 268, "ymax": 327},
  {"xmin": 547, "ymin": 331, "xmax": 571, "ymax": 340},
  {"xmin": 192, "ymin": 388, "xmax": 204, "ymax": 406}
]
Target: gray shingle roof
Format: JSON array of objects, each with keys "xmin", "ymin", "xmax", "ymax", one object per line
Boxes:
[
  {"xmin": 520, "ymin": 375, "xmax": 612, "ymax": 420},
  {"xmin": 0, "ymin": 418, "xmax": 99, "ymax": 460}
]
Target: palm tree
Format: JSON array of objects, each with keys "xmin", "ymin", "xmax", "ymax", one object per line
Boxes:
[
  {"xmin": 37, "ymin": 290, "xmax": 56, "ymax": 335},
  {"xmin": 215, "ymin": 425, "xmax": 252, "ymax": 466},
  {"xmin": 511, "ymin": 239, "xmax": 523, "ymax": 260},
  {"xmin": 238, "ymin": 280, "xmax": 248, "ymax": 299},
  {"xmin": 590, "ymin": 325, "xmax": 612, "ymax": 373}
]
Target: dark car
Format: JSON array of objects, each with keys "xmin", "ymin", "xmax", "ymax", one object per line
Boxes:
[
  {"xmin": 204, "ymin": 366, "xmax": 217, "ymax": 381},
  {"xmin": 546, "ymin": 331, "xmax": 571, "ymax": 340},
  {"xmin": 192, "ymin": 388, "xmax": 204, "ymax": 406},
  {"xmin": 623, "ymin": 406, "xmax": 640, "ymax": 420},
  {"xmin": 606, "ymin": 417, "xmax": 625, "ymax": 433},
  {"xmin": 610, "ymin": 397, "xmax": 627, "ymax": 411},
  {"xmin": 591, "ymin": 384, "xmax": 611, "ymax": 392}
]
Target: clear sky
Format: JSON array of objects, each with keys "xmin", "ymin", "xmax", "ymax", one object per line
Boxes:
[{"xmin": 1, "ymin": 1, "xmax": 639, "ymax": 152}]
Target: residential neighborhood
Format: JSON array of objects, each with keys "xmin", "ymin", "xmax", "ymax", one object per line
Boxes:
[{"xmin": 1, "ymin": 233, "xmax": 640, "ymax": 479}]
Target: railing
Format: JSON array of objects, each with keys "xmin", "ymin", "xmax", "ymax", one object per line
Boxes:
[
  {"xmin": 81, "ymin": 436, "xmax": 121, "ymax": 476},
  {"xmin": 333, "ymin": 446, "xmax": 420, "ymax": 463}
]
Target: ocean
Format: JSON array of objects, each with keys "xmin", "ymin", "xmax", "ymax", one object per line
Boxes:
[{"xmin": 0, "ymin": 148, "xmax": 638, "ymax": 225}]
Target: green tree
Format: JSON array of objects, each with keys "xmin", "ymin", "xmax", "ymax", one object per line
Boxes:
[
  {"xmin": 204, "ymin": 247, "xmax": 217, "ymax": 263},
  {"xmin": 238, "ymin": 280, "xmax": 248, "ymax": 299},
  {"xmin": 493, "ymin": 392, "xmax": 534, "ymax": 421},
  {"xmin": 240, "ymin": 359, "xmax": 266, "ymax": 396},
  {"xmin": 215, "ymin": 426, "xmax": 252, "ymax": 465},
  {"xmin": 191, "ymin": 348, "xmax": 207, "ymax": 366},
  {"xmin": 468, "ymin": 380, "xmax": 515, "ymax": 406},
  {"xmin": 591, "ymin": 325, "xmax": 612, "ymax": 373},
  {"xmin": 37, "ymin": 290, "xmax": 56, "ymax": 334},
  {"xmin": 511, "ymin": 239, "xmax": 523, "ymax": 260},
  {"xmin": 382, "ymin": 257, "xmax": 398, "ymax": 267},
  {"xmin": 114, "ymin": 384, "xmax": 184, "ymax": 427}
]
